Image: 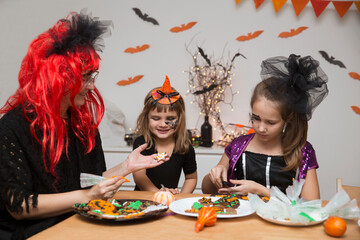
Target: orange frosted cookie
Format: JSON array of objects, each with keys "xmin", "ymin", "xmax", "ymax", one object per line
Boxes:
[{"xmin": 154, "ymin": 152, "xmax": 168, "ymax": 161}]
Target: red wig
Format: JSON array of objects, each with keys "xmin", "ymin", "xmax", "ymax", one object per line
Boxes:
[{"xmin": 0, "ymin": 12, "xmax": 110, "ymax": 175}]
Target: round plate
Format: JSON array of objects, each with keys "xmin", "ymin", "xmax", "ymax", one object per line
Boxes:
[
  {"xmin": 73, "ymin": 199, "xmax": 168, "ymax": 222},
  {"xmin": 169, "ymin": 197, "xmax": 254, "ymax": 218},
  {"xmin": 256, "ymin": 212, "xmax": 328, "ymax": 226}
]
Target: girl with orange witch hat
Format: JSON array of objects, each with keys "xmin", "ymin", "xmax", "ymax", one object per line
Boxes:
[{"xmin": 133, "ymin": 76, "xmax": 197, "ymax": 194}]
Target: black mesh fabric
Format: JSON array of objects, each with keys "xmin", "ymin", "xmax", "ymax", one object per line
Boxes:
[
  {"xmin": 260, "ymin": 54, "xmax": 329, "ymax": 120},
  {"xmin": 0, "ymin": 106, "xmax": 106, "ymax": 239}
]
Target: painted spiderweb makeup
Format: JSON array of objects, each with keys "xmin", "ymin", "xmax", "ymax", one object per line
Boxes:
[{"xmin": 165, "ymin": 120, "xmax": 178, "ymax": 129}]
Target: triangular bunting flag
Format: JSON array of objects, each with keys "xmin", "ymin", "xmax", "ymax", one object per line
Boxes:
[
  {"xmin": 332, "ymin": 1, "xmax": 353, "ymax": 17},
  {"xmin": 291, "ymin": 0, "xmax": 310, "ymax": 16},
  {"xmin": 310, "ymin": 0, "xmax": 330, "ymax": 17},
  {"xmin": 272, "ymin": 0, "xmax": 288, "ymax": 12},
  {"xmin": 356, "ymin": 2, "xmax": 360, "ymax": 14},
  {"xmin": 254, "ymin": 0, "xmax": 265, "ymax": 8},
  {"xmin": 235, "ymin": 0, "xmax": 242, "ymax": 4}
]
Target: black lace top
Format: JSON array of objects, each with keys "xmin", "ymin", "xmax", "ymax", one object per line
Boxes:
[{"xmin": 0, "ymin": 106, "xmax": 106, "ymax": 239}]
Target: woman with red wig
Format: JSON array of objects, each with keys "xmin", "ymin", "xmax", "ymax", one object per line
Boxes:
[{"xmin": 0, "ymin": 11, "xmax": 168, "ymax": 240}]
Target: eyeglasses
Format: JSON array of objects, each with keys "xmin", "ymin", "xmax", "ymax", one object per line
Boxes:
[{"xmin": 83, "ymin": 71, "xmax": 99, "ymax": 87}]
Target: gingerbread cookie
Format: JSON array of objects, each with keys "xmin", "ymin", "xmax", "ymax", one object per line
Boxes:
[
  {"xmin": 154, "ymin": 152, "xmax": 168, "ymax": 161},
  {"xmin": 185, "ymin": 194, "xmax": 241, "ymax": 215}
]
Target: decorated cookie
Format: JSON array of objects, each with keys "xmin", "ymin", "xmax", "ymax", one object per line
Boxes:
[
  {"xmin": 154, "ymin": 152, "xmax": 168, "ymax": 161},
  {"xmin": 73, "ymin": 199, "xmax": 168, "ymax": 220},
  {"xmin": 185, "ymin": 194, "xmax": 241, "ymax": 215}
]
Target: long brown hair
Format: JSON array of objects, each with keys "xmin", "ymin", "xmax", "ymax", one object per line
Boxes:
[
  {"xmin": 250, "ymin": 78, "xmax": 308, "ymax": 171},
  {"xmin": 135, "ymin": 87, "xmax": 190, "ymax": 154}
]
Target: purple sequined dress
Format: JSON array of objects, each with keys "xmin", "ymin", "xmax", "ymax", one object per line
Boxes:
[{"xmin": 225, "ymin": 133, "xmax": 318, "ymax": 190}]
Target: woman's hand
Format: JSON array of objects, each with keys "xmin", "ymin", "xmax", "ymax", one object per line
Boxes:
[
  {"xmin": 86, "ymin": 176, "xmax": 126, "ymax": 200},
  {"xmin": 218, "ymin": 179, "xmax": 270, "ymax": 197},
  {"xmin": 209, "ymin": 165, "xmax": 228, "ymax": 189},
  {"xmin": 126, "ymin": 143, "xmax": 169, "ymax": 174}
]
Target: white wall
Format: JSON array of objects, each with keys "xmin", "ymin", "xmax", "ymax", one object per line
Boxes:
[{"xmin": 0, "ymin": 0, "xmax": 359, "ymax": 200}]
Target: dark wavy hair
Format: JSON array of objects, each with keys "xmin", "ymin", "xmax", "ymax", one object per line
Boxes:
[{"xmin": 251, "ymin": 54, "xmax": 328, "ymax": 170}]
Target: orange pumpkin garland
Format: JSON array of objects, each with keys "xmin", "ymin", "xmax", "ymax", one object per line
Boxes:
[
  {"xmin": 195, "ymin": 206, "xmax": 217, "ymax": 233},
  {"xmin": 152, "ymin": 184, "xmax": 175, "ymax": 206}
]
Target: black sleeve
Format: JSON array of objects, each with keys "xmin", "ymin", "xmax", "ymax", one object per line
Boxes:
[
  {"xmin": 132, "ymin": 136, "xmax": 145, "ymax": 151},
  {"xmin": 182, "ymin": 145, "xmax": 197, "ymax": 174},
  {"xmin": 0, "ymin": 114, "xmax": 37, "ymax": 214}
]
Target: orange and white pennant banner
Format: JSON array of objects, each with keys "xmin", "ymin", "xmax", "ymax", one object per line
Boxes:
[
  {"xmin": 332, "ymin": 1, "xmax": 354, "ymax": 17},
  {"xmin": 272, "ymin": 0, "xmax": 288, "ymax": 12},
  {"xmin": 291, "ymin": 0, "xmax": 310, "ymax": 15}
]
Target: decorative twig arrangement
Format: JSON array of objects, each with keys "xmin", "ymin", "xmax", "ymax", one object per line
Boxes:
[{"xmin": 185, "ymin": 46, "xmax": 247, "ymax": 144}]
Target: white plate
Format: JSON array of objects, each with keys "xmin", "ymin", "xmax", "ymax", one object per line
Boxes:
[
  {"xmin": 256, "ymin": 212, "xmax": 328, "ymax": 226},
  {"xmin": 169, "ymin": 197, "xmax": 255, "ymax": 218}
]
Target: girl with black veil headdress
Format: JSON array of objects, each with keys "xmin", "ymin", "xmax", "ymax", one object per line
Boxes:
[
  {"xmin": 202, "ymin": 54, "xmax": 328, "ymax": 200},
  {"xmin": 0, "ymin": 11, "xmax": 168, "ymax": 240}
]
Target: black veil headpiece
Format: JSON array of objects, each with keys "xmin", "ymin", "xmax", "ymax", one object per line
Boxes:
[
  {"xmin": 46, "ymin": 9, "xmax": 113, "ymax": 57},
  {"xmin": 260, "ymin": 54, "xmax": 329, "ymax": 120}
]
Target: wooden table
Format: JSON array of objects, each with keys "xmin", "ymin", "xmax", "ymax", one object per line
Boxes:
[{"xmin": 29, "ymin": 191, "xmax": 360, "ymax": 240}]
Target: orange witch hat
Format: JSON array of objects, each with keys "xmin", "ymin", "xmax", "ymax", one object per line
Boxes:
[{"xmin": 151, "ymin": 75, "xmax": 180, "ymax": 106}]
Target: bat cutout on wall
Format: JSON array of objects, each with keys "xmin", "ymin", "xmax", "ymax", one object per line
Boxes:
[
  {"xmin": 124, "ymin": 44, "xmax": 150, "ymax": 54},
  {"xmin": 278, "ymin": 26, "xmax": 308, "ymax": 38},
  {"xmin": 198, "ymin": 47, "xmax": 211, "ymax": 66},
  {"xmin": 117, "ymin": 75, "xmax": 144, "ymax": 86},
  {"xmin": 132, "ymin": 8, "xmax": 159, "ymax": 25},
  {"xmin": 351, "ymin": 106, "xmax": 360, "ymax": 115},
  {"xmin": 349, "ymin": 72, "xmax": 360, "ymax": 80},
  {"xmin": 193, "ymin": 84, "xmax": 218, "ymax": 95},
  {"xmin": 236, "ymin": 30, "xmax": 263, "ymax": 41},
  {"xmin": 319, "ymin": 51, "xmax": 346, "ymax": 69},
  {"xmin": 169, "ymin": 21, "xmax": 197, "ymax": 33}
]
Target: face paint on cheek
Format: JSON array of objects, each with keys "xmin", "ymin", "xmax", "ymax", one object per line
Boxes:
[{"xmin": 165, "ymin": 120, "xmax": 178, "ymax": 129}]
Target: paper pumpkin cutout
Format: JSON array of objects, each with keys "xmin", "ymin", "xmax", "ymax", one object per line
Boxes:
[
  {"xmin": 349, "ymin": 72, "xmax": 360, "ymax": 81},
  {"xmin": 278, "ymin": 26, "xmax": 308, "ymax": 38},
  {"xmin": 132, "ymin": 8, "xmax": 159, "ymax": 25},
  {"xmin": 117, "ymin": 75, "xmax": 143, "ymax": 86},
  {"xmin": 170, "ymin": 22, "xmax": 197, "ymax": 33},
  {"xmin": 236, "ymin": 30, "xmax": 263, "ymax": 41},
  {"xmin": 319, "ymin": 51, "xmax": 346, "ymax": 69},
  {"xmin": 351, "ymin": 106, "xmax": 360, "ymax": 115},
  {"xmin": 124, "ymin": 44, "xmax": 150, "ymax": 54}
]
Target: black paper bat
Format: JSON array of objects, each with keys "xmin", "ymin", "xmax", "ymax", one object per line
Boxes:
[
  {"xmin": 319, "ymin": 50, "xmax": 346, "ymax": 69},
  {"xmin": 193, "ymin": 84, "xmax": 218, "ymax": 95},
  {"xmin": 132, "ymin": 8, "xmax": 159, "ymax": 25},
  {"xmin": 198, "ymin": 47, "xmax": 211, "ymax": 66},
  {"xmin": 231, "ymin": 52, "xmax": 247, "ymax": 63}
]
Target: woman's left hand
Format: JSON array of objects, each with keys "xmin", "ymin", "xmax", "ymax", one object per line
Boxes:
[
  {"xmin": 87, "ymin": 176, "xmax": 125, "ymax": 200},
  {"xmin": 126, "ymin": 143, "xmax": 170, "ymax": 173}
]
